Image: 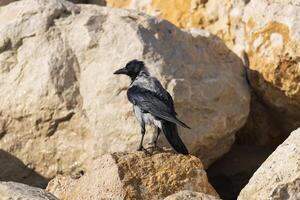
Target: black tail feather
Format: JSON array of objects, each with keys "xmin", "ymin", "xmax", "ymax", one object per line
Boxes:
[
  {"xmin": 173, "ymin": 117, "xmax": 191, "ymax": 129},
  {"xmin": 161, "ymin": 121, "xmax": 189, "ymax": 155}
]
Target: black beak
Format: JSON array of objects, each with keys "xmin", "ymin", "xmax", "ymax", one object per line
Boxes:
[{"xmin": 113, "ymin": 67, "xmax": 128, "ymax": 75}]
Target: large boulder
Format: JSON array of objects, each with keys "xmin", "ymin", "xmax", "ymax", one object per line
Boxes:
[
  {"xmin": 164, "ymin": 190, "xmax": 221, "ymax": 200},
  {"xmin": 240, "ymin": 0, "xmax": 300, "ymax": 140},
  {"xmin": 0, "ymin": 0, "xmax": 250, "ymax": 181},
  {"xmin": 0, "ymin": 181, "xmax": 58, "ymax": 200},
  {"xmin": 47, "ymin": 151, "xmax": 219, "ymax": 200},
  {"xmin": 105, "ymin": 0, "xmax": 248, "ymax": 50},
  {"xmin": 238, "ymin": 128, "xmax": 300, "ymax": 200}
]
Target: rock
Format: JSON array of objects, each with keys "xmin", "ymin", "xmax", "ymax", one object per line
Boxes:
[
  {"xmin": 69, "ymin": 0, "xmax": 106, "ymax": 5},
  {"xmin": 164, "ymin": 190, "xmax": 222, "ymax": 200},
  {"xmin": 105, "ymin": 0, "xmax": 249, "ymax": 51},
  {"xmin": 241, "ymin": 0, "xmax": 300, "ymax": 138},
  {"xmin": 0, "ymin": 0, "xmax": 106, "ymax": 6},
  {"xmin": 236, "ymin": 93, "xmax": 287, "ymax": 146},
  {"xmin": 0, "ymin": 150, "xmax": 49, "ymax": 188},
  {"xmin": 0, "ymin": 0, "xmax": 250, "ymax": 181},
  {"xmin": 47, "ymin": 151, "xmax": 219, "ymax": 200},
  {"xmin": 0, "ymin": 181, "xmax": 58, "ymax": 200},
  {"xmin": 238, "ymin": 128, "xmax": 300, "ymax": 200},
  {"xmin": 0, "ymin": 0, "xmax": 16, "ymax": 6},
  {"xmin": 207, "ymin": 143, "xmax": 274, "ymax": 200}
]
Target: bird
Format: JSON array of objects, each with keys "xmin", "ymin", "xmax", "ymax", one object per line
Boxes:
[{"xmin": 113, "ymin": 59, "xmax": 190, "ymax": 155}]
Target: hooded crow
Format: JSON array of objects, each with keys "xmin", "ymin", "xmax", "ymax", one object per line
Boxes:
[{"xmin": 114, "ymin": 59, "xmax": 190, "ymax": 155}]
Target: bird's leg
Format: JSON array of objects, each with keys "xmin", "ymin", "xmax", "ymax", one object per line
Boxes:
[
  {"xmin": 137, "ymin": 125, "xmax": 146, "ymax": 151},
  {"xmin": 154, "ymin": 127, "xmax": 161, "ymax": 148}
]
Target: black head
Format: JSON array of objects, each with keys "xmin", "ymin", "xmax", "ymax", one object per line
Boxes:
[{"xmin": 113, "ymin": 59, "xmax": 146, "ymax": 80}]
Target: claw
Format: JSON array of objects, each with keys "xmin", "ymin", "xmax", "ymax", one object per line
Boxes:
[{"xmin": 137, "ymin": 145, "xmax": 146, "ymax": 151}]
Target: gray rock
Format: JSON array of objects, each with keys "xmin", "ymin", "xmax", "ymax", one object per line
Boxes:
[{"xmin": 0, "ymin": 181, "xmax": 58, "ymax": 200}]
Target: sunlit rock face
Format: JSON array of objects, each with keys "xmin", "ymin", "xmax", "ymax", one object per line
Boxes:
[
  {"xmin": 240, "ymin": 0, "xmax": 300, "ymax": 142},
  {"xmin": 0, "ymin": 0, "xmax": 249, "ymax": 181},
  {"xmin": 105, "ymin": 0, "xmax": 249, "ymax": 52},
  {"xmin": 47, "ymin": 152, "xmax": 219, "ymax": 200}
]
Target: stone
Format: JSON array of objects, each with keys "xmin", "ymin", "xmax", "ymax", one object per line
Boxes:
[
  {"xmin": 207, "ymin": 143, "xmax": 274, "ymax": 200},
  {"xmin": 0, "ymin": 0, "xmax": 106, "ymax": 6},
  {"xmin": 238, "ymin": 128, "xmax": 300, "ymax": 200},
  {"xmin": 105, "ymin": 0, "xmax": 249, "ymax": 52},
  {"xmin": 47, "ymin": 151, "xmax": 219, "ymax": 200},
  {"xmin": 164, "ymin": 190, "xmax": 222, "ymax": 200},
  {"xmin": 0, "ymin": 181, "xmax": 58, "ymax": 200},
  {"xmin": 236, "ymin": 92, "xmax": 287, "ymax": 146},
  {"xmin": 0, "ymin": 150, "xmax": 49, "ymax": 188},
  {"xmin": 0, "ymin": 0, "xmax": 250, "ymax": 182},
  {"xmin": 241, "ymin": 0, "xmax": 300, "ymax": 138},
  {"xmin": 0, "ymin": 0, "xmax": 16, "ymax": 6},
  {"xmin": 69, "ymin": 0, "xmax": 106, "ymax": 5}
]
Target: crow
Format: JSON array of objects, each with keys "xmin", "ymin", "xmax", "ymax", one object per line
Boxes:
[{"xmin": 113, "ymin": 59, "xmax": 190, "ymax": 155}]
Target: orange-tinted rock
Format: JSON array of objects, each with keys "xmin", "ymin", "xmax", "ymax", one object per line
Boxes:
[{"xmin": 47, "ymin": 152, "xmax": 219, "ymax": 200}]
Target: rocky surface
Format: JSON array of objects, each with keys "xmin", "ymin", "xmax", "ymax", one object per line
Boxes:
[
  {"xmin": 0, "ymin": 150, "xmax": 49, "ymax": 188},
  {"xmin": 241, "ymin": 0, "xmax": 300, "ymax": 140},
  {"xmin": 236, "ymin": 93, "xmax": 287, "ymax": 146},
  {"xmin": 103, "ymin": 0, "xmax": 300, "ymax": 150},
  {"xmin": 0, "ymin": 0, "xmax": 106, "ymax": 6},
  {"xmin": 164, "ymin": 190, "xmax": 221, "ymax": 200},
  {"xmin": 105, "ymin": 0, "xmax": 248, "ymax": 51},
  {"xmin": 71, "ymin": 0, "xmax": 106, "ymax": 4},
  {"xmin": 47, "ymin": 151, "xmax": 219, "ymax": 200},
  {"xmin": 207, "ymin": 144, "xmax": 274, "ymax": 200},
  {"xmin": 0, "ymin": 181, "xmax": 58, "ymax": 200},
  {"xmin": 0, "ymin": 0, "xmax": 250, "ymax": 181},
  {"xmin": 1, "ymin": 0, "xmax": 300, "ymax": 199},
  {"xmin": 238, "ymin": 128, "xmax": 300, "ymax": 200}
]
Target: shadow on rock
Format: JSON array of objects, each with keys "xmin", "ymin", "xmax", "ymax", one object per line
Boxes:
[
  {"xmin": 237, "ymin": 52, "xmax": 300, "ymax": 146},
  {"xmin": 207, "ymin": 144, "xmax": 274, "ymax": 200},
  {"xmin": 0, "ymin": 150, "xmax": 49, "ymax": 188}
]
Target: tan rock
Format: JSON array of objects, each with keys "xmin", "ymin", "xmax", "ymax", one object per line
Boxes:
[
  {"xmin": 0, "ymin": 0, "xmax": 106, "ymax": 6},
  {"xmin": 0, "ymin": 0, "xmax": 249, "ymax": 182},
  {"xmin": 242, "ymin": 0, "xmax": 300, "ymax": 136},
  {"xmin": 105, "ymin": 0, "xmax": 248, "ymax": 51},
  {"xmin": 164, "ymin": 190, "xmax": 222, "ymax": 200},
  {"xmin": 238, "ymin": 128, "xmax": 300, "ymax": 200},
  {"xmin": 0, "ymin": 181, "xmax": 58, "ymax": 200},
  {"xmin": 47, "ymin": 151, "xmax": 219, "ymax": 200}
]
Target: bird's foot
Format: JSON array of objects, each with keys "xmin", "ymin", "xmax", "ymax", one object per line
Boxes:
[
  {"xmin": 137, "ymin": 146, "xmax": 151, "ymax": 155},
  {"xmin": 147, "ymin": 143, "xmax": 163, "ymax": 153},
  {"xmin": 154, "ymin": 142, "xmax": 161, "ymax": 149},
  {"xmin": 137, "ymin": 145, "xmax": 146, "ymax": 151}
]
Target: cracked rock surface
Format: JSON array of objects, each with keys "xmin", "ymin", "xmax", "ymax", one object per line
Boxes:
[
  {"xmin": 47, "ymin": 151, "xmax": 218, "ymax": 200},
  {"xmin": 239, "ymin": 0, "xmax": 300, "ymax": 141},
  {"xmin": 0, "ymin": 0, "xmax": 250, "ymax": 183}
]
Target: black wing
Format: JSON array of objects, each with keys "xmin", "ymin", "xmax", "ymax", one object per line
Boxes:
[{"xmin": 127, "ymin": 85, "xmax": 190, "ymax": 129}]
